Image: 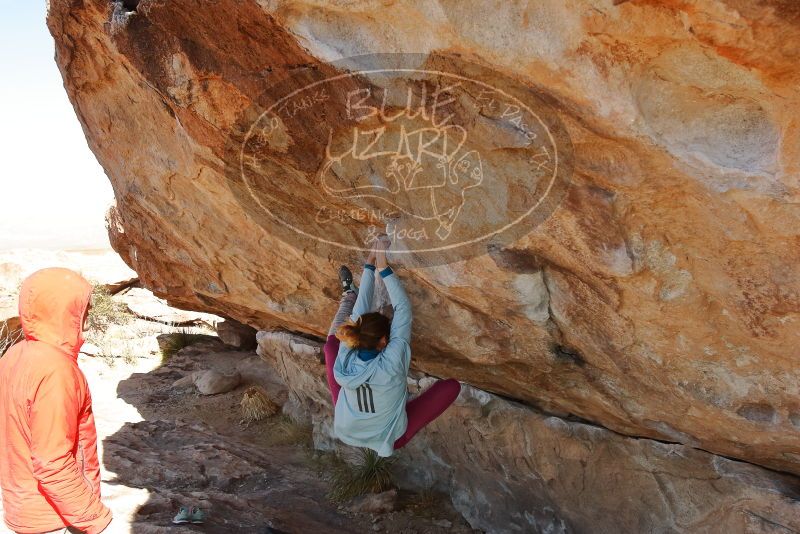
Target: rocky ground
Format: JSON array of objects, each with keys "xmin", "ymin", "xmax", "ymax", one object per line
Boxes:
[
  {"xmin": 0, "ymin": 251, "xmax": 475, "ymax": 533},
  {"xmin": 101, "ymin": 338, "xmax": 473, "ymax": 533}
]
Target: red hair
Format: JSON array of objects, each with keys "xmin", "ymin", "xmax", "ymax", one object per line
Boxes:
[{"xmin": 336, "ymin": 312, "xmax": 391, "ymax": 349}]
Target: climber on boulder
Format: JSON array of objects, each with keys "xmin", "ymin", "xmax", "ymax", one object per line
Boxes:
[{"xmin": 323, "ymin": 236, "xmax": 461, "ymax": 456}]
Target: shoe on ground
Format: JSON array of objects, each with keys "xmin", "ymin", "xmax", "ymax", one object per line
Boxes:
[
  {"xmin": 172, "ymin": 506, "xmax": 191, "ymax": 524},
  {"xmin": 190, "ymin": 507, "xmax": 206, "ymax": 524}
]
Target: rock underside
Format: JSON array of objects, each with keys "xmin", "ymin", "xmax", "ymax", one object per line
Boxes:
[
  {"xmin": 257, "ymin": 330, "xmax": 800, "ymax": 533},
  {"xmin": 46, "ymin": 0, "xmax": 800, "ymax": 530}
]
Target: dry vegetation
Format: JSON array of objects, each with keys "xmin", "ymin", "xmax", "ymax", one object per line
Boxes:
[
  {"xmin": 0, "ymin": 320, "xmax": 23, "ymax": 357},
  {"xmin": 159, "ymin": 329, "xmax": 211, "ymax": 364},
  {"xmin": 88, "ymin": 283, "xmax": 132, "ymax": 331},
  {"xmin": 240, "ymin": 385, "xmax": 280, "ymax": 424},
  {"xmin": 325, "ymin": 448, "xmax": 397, "ymax": 503}
]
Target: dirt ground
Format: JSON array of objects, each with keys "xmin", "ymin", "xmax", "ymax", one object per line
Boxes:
[
  {"xmin": 0, "ymin": 256, "xmax": 477, "ymax": 533},
  {"xmin": 110, "ymin": 341, "xmax": 475, "ymax": 533}
]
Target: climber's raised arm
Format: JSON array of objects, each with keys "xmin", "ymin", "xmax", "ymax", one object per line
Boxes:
[
  {"xmin": 375, "ymin": 241, "xmax": 411, "ymax": 345},
  {"xmin": 349, "ymin": 245, "xmax": 377, "ymax": 322}
]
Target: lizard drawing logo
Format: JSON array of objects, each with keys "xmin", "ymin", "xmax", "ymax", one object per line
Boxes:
[{"xmin": 318, "ymin": 113, "xmax": 484, "ymax": 241}]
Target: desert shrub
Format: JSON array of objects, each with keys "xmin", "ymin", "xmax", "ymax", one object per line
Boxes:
[
  {"xmin": 327, "ymin": 448, "xmax": 396, "ymax": 503},
  {"xmin": 87, "ymin": 283, "xmax": 132, "ymax": 331},
  {"xmin": 240, "ymin": 386, "xmax": 279, "ymax": 424}
]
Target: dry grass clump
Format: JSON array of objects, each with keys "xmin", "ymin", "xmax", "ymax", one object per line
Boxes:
[
  {"xmin": 240, "ymin": 386, "xmax": 279, "ymax": 424},
  {"xmin": 159, "ymin": 329, "xmax": 208, "ymax": 364},
  {"xmin": 327, "ymin": 448, "xmax": 396, "ymax": 503}
]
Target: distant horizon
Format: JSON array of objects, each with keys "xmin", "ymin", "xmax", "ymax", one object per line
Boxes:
[{"xmin": 0, "ymin": 1, "xmax": 114, "ymax": 251}]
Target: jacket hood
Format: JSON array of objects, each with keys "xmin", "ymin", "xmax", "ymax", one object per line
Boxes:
[
  {"xmin": 334, "ymin": 347, "xmax": 379, "ymax": 388},
  {"xmin": 19, "ymin": 267, "xmax": 92, "ymax": 358}
]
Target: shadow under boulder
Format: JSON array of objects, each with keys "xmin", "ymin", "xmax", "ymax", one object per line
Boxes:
[
  {"xmin": 255, "ymin": 330, "xmax": 800, "ymax": 534},
  {"xmin": 104, "ymin": 418, "xmax": 356, "ymax": 533}
]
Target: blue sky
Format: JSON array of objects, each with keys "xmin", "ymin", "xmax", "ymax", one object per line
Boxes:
[{"xmin": 0, "ymin": 0, "xmax": 114, "ymax": 250}]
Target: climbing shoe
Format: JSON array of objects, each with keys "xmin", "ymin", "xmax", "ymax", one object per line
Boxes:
[
  {"xmin": 338, "ymin": 265, "xmax": 354, "ymax": 293},
  {"xmin": 190, "ymin": 506, "xmax": 206, "ymax": 524},
  {"xmin": 172, "ymin": 506, "xmax": 191, "ymax": 524}
]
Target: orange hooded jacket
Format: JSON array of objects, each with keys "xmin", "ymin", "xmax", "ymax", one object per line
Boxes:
[{"xmin": 0, "ymin": 268, "xmax": 112, "ymax": 534}]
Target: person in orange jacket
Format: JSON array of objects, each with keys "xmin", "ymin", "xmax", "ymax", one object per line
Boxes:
[{"xmin": 0, "ymin": 268, "xmax": 112, "ymax": 534}]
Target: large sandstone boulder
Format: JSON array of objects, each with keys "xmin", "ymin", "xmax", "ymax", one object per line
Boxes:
[{"xmin": 47, "ymin": 0, "xmax": 800, "ymax": 479}]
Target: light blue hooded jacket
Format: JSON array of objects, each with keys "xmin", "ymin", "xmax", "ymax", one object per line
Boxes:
[{"xmin": 333, "ymin": 266, "xmax": 412, "ymax": 457}]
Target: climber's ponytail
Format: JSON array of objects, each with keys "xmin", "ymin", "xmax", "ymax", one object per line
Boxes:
[
  {"xmin": 336, "ymin": 312, "xmax": 391, "ymax": 350},
  {"xmin": 336, "ymin": 322, "xmax": 362, "ymax": 349}
]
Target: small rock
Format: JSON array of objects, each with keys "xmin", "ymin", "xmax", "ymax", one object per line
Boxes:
[
  {"xmin": 194, "ymin": 369, "xmax": 241, "ymax": 395},
  {"xmin": 216, "ymin": 319, "xmax": 257, "ymax": 350},
  {"xmin": 348, "ymin": 489, "xmax": 398, "ymax": 514},
  {"xmin": 432, "ymin": 519, "xmax": 452, "ymax": 528},
  {"xmin": 172, "ymin": 372, "xmax": 197, "ymax": 389}
]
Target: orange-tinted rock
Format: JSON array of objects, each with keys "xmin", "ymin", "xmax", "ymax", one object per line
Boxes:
[{"xmin": 48, "ymin": 0, "xmax": 800, "ymax": 475}]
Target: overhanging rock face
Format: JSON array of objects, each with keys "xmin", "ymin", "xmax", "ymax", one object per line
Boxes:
[
  {"xmin": 256, "ymin": 330, "xmax": 800, "ymax": 533},
  {"xmin": 47, "ymin": 0, "xmax": 800, "ymax": 476}
]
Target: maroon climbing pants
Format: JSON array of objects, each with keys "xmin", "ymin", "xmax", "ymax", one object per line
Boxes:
[{"xmin": 324, "ymin": 335, "xmax": 461, "ymax": 450}]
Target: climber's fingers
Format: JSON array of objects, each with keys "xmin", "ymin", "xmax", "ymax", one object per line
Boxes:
[
  {"xmin": 376, "ymin": 233, "xmax": 392, "ymax": 250},
  {"xmin": 369, "ymin": 234, "xmax": 390, "ymax": 253}
]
